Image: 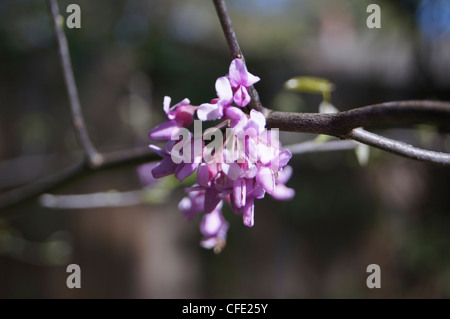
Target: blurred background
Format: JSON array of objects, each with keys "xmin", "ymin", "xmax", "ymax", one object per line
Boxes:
[{"xmin": 0, "ymin": 0, "xmax": 449, "ymax": 298}]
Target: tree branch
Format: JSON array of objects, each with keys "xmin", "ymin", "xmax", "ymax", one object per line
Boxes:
[
  {"xmin": 212, "ymin": 0, "xmax": 263, "ymax": 113},
  {"xmin": 0, "ymin": 161, "xmax": 86, "ymax": 211},
  {"xmin": 285, "ymin": 140, "xmax": 358, "ymax": 155},
  {"xmin": 265, "ymin": 100, "xmax": 450, "ymax": 136},
  {"xmin": 348, "ymin": 128, "xmax": 450, "ymax": 165},
  {"xmin": 267, "ymin": 100, "xmax": 450, "ymax": 165},
  {"xmin": 47, "ymin": 0, "xmax": 102, "ymax": 167},
  {"xmin": 0, "ymin": 147, "xmax": 159, "ymax": 211}
]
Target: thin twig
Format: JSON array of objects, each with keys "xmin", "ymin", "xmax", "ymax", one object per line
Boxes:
[
  {"xmin": 0, "ymin": 161, "xmax": 86, "ymax": 211},
  {"xmin": 348, "ymin": 128, "xmax": 450, "ymax": 165},
  {"xmin": 47, "ymin": 0, "xmax": 102, "ymax": 167},
  {"xmin": 285, "ymin": 140, "xmax": 358, "ymax": 155},
  {"xmin": 40, "ymin": 190, "xmax": 146, "ymax": 209},
  {"xmin": 212, "ymin": 0, "xmax": 263, "ymax": 112},
  {"xmin": 0, "ymin": 148, "xmax": 159, "ymax": 211}
]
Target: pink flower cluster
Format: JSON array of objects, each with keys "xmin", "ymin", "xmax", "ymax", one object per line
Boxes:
[{"xmin": 146, "ymin": 59, "xmax": 294, "ymax": 252}]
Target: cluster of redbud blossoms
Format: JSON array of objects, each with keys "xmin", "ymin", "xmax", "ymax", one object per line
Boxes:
[{"xmin": 147, "ymin": 59, "xmax": 294, "ymax": 252}]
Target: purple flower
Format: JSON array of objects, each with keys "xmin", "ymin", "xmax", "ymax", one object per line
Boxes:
[
  {"xmin": 271, "ymin": 165, "xmax": 295, "ymax": 200},
  {"xmin": 144, "ymin": 58, "xmax": 296, "ymax": 252},
  {"xmin": 199, "ymin": 204, "xmax": 229, "ymax": 252},
  {"xmin": 149, "ymin": 96, "xmax": 197, "ymax": 140},
  {"xmin": 148, "ymin": 143, "xmax": 177, "ymax": 178},
  {"xmin": 225, "ymin": 106, "xmax": 248, "ymax": 133},
  {"xmin": 197, "ymin": 77, "xmax": 233, "ymax": 121},
  {"xmin": 197, "ymin": 163, "xmax": 219, "ymax": 188},
  {"xmin": 149, "ymin": 138, "xmax": 200, "ymax": 182},
  {"xmin": 228, "ymin": 58, "xmax": 260, "ymax": 107},
  {"xmin": 178, "ymin": 189, "xmax": 206, "ymax": 220}
]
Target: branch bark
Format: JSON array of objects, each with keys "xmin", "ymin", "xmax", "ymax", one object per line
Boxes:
[
  {"xmin": 47, "ymin": 0, "xmax": 101, "ymax": 167},
  {"xmin": 212, "ymin": 0, "xmax": 263, "ymax": 113},
  {"xmin": 348, "ymin": 128, "xmax": 450, "ymax": 165},
  {"xmin": 0, "ymin": 147, "xmax": 159, "ymax": 211},
  {"xmin": 265, "ymin": 100, "xmax": 450, "ymax": 136}
]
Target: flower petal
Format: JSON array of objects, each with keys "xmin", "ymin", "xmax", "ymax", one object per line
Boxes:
[
  {"xmin": 222, "ymin": 162, "xmax": 243, "ymax": 181},
  {"xmin": 271, "ymin": 184, "xmax": 295, "ymax": 200},
  {"xmin": 149, "ymin": 120, "xmax": 182, "ymax": 140},
  {"xmin": 204, "ymin": 187, "xmax": 222, "ymax": 213},
  {"xmin": 178, "ymin": 196, "xmax": 194, "ymax": 219},
  {"xmin": 200, "ymin": 209, "xmax": 225, "ymax": 237},
  {"xmin": 249, "ymin": 110, "xmax": 266, "ymax": 133},
  {"xmin": 215, "ymin": 76, "xmax": 233, "ymax": 105},
  {"xmin": 167, "ymin": 98, "xmax": 191, "ymax": 120},
  {"xmin": 228, "ymin": 58, "xmax": 246, "ymax": 88},
  {"xmin": 163, "ymin": 96, "xmax": 171, "ymax": 115},
  {"xmin": 228, "ymin": 58, "xmax": 260, "ymax": 87},
  {"xmin": 242, "ymin": 198, "xmax": 254, "ymax": 227},
  {"xmin": 272, "ymin": 149, "xmax": 292, "ymax": 170},
  {"xmin": 277, "ymin": 165, "xmax": 293, "ymax": 184},
  {"xmin": 197, "ymin": 103, "xmax": 223, "ymax": 121},
  {"xmin": 174, "ymin": 162, "xmax": 198, "ymax": 181},
  {"xmin": 149, "ymin": 144, "xmax": 168, "ymax": 158},
  {"xmin": 225, "ymin": 106, "xmax": 248, "ymax": 132},
  {"xmin": 233, "ymin": 178, "xmax": 246, "ymax": 208},
  {"xmin": 174, "ymin": 104, "xmax": 196, "ymax": 127},
  {"xmin": 233, "ymin": 86, "xmax": 251, "ymax": 107},
  {"xmin": 197, "ymin": 163, "xmax": 211, "ymax": 187},
  {"xmin": 256, "ymin": 166, "xmax": 275, "ymax": 194},
  {"xmin": 244, "ymin": 72, "xmax": 260, "ymax": 87},
  {"xmin": 151, "ymin": 157, "xmax": 177, "ymax": 178},
  {"xmin": 257, "ymin": 143, "xmax": 274, "ymax": 165}
]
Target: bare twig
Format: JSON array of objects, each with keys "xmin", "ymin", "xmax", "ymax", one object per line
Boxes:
[
  {"xmin": 212, "ymin": 0, "xmax": 263, "ymax": 112},
  {"xmin": 285, "ymin": 140, "xmax": 358, "ymax": 155},
  {"xmin": 47, "ymin": 0, "xmax": 102, "ymax": 167},
  {"xmin": 0, "ymin": 161, "xmax": 86, "ymax": 211},
  {"xmin": 348, "ymin": 128, "xmax": 450, "ymax": 165},
  {"xmin": 0, "ymin": 147, "xmax": 159, "ymax": 211},
  {"xmin": 40, "ymin": 190, "xmax": 145, "ymax": 209}
]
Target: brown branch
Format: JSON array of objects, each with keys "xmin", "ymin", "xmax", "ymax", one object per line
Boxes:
[
  {"xmin": 0, "ymin": 147, "xmax": 159, "ymax": 211},
  {"xmin": 266, "ymin": 100, "xmax": 450, "ymax": 165},
  {"xmin": 265, "ymin": 100, "xmax": 450, "ymax": 136},
  {"xmin": 47, "ymin": 0, "xmax": 102, "ymax": 167},
  {"xmin": 0, "ymin": 161, "xmax": 86, "ymax": 211},
  {"xmin": 212, "ymin": 0, "xmax": 263, "ymax": 113}
]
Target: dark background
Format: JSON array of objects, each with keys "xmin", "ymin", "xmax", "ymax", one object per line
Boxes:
[{"xmin": 0, "ymin": 0, "xmax": 449, "ymax": 298}]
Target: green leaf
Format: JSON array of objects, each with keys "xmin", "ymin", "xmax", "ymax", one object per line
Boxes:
[
  {"xmin": 284, "ymin": 76, "xmax": 335, "ymax": 95},
  {"xmin": 314, "ymin": 134, "xmax": 332, "ymax": 144}
]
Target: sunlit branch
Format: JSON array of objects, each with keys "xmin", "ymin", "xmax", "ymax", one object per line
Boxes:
[
  {"xmin": 265, "ymin": 100, "xmax": 450, "ymax": 136},
  {"xmin": 348, "ymin": 128, "xmax": 450, "ymax": 165},
  {"xmin": 285, "ymin": 140, "xmax": 358, "ymax": 155}
]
